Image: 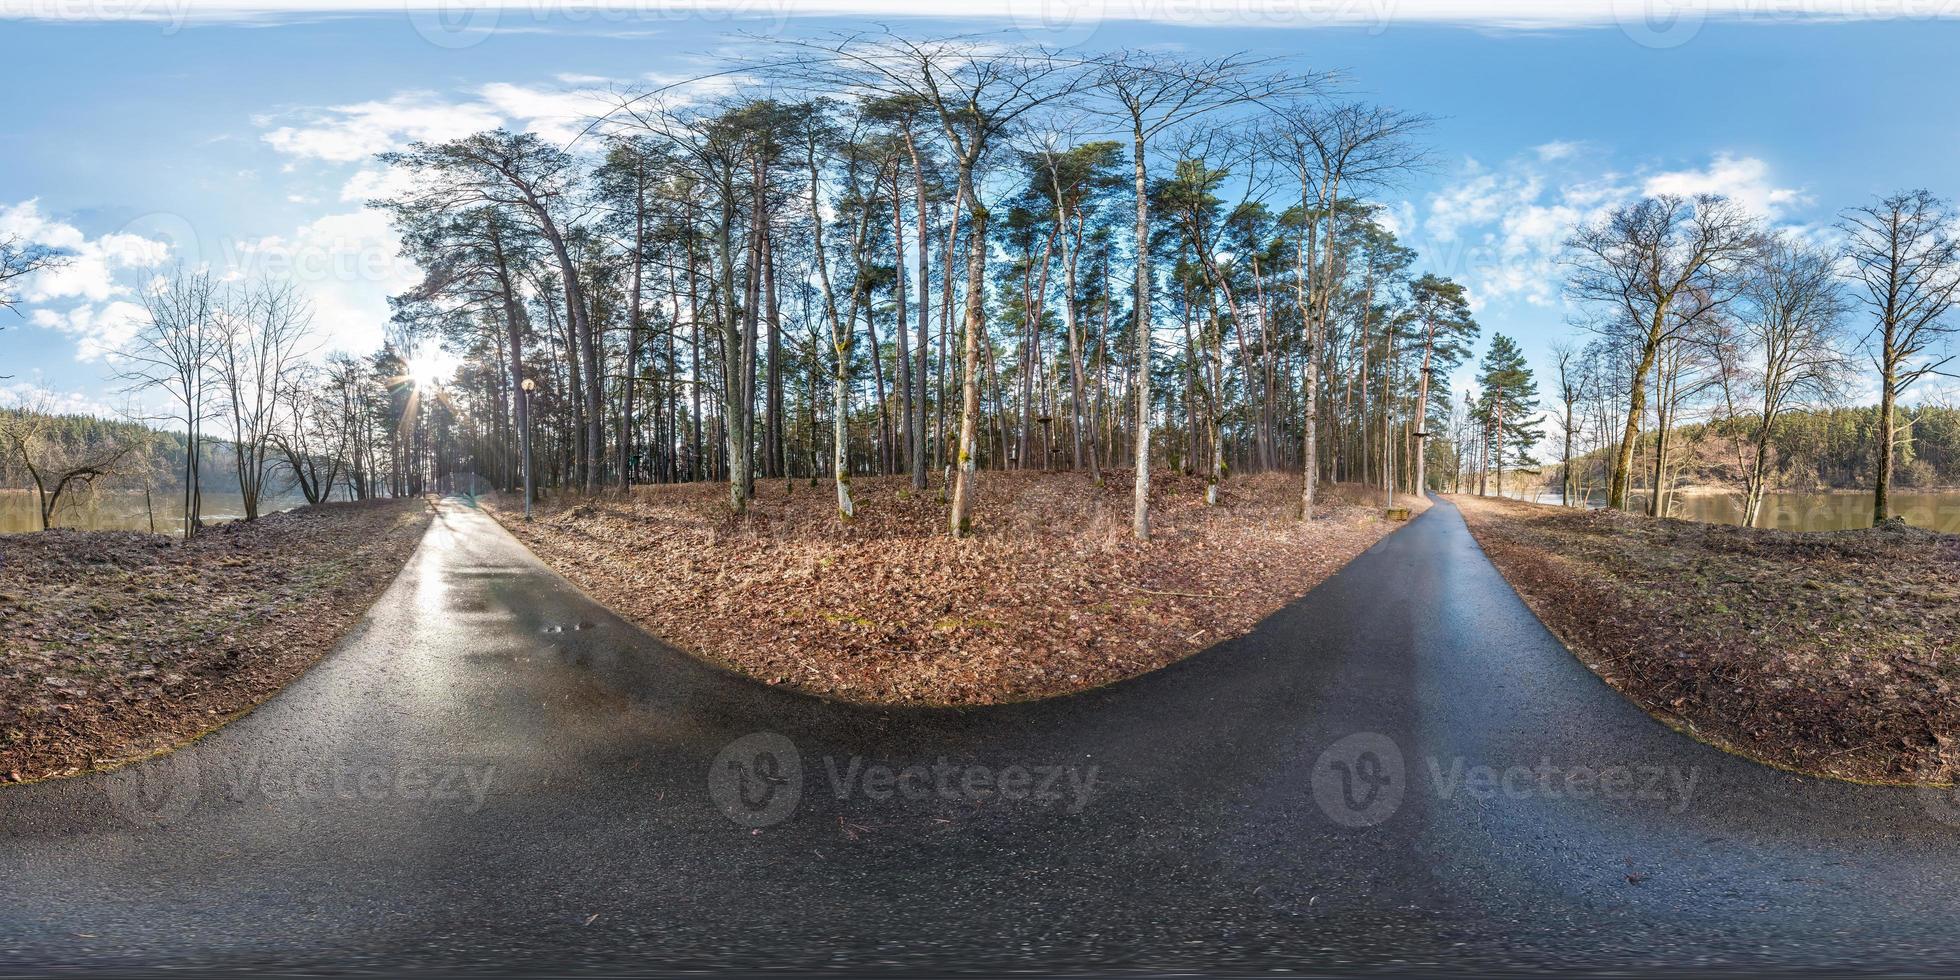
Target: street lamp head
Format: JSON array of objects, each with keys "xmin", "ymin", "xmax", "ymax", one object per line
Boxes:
[{"xmin": 521, "ymin": 378, "xmax": 537, "ymax": 393}]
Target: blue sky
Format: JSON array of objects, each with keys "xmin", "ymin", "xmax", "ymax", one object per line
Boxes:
[{"xmin": 5, "ymin": 2, "xmax": 1960, "ymax": 423}]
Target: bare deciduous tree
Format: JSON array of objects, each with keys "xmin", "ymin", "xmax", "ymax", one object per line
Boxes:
[
  {"xmin": 1267, "ymin": 99, "xmax": 1428, "ymax": 521},
  {"xmin": 1564, "ymin": 194, "xmax": 1760, "ymax": 511},
  {"xmin": 0, "ymin": 236, "xmax": 64, "ymax": 316},
  {"xmin": 216, "ymin": 280, "xmax": 315, "ymax": 521},
  {"xmin": 1, "ymin": 401, "xmax": 133, "ymax": 530},
  {"xmin": 120, "ymin": 268, "xmax": 220, "ymax": 539},
  {"xmin": 772, "ymin": 32, "xmax": 1088, "ymax": 536},
  {"xmin": 1094, "ymin": 51, "xmax": 1304, "ymax": 537},
  {"xmin": 1839, "ymin": 189, "xmax": 1960, "ymax": 524},
  {"xmin": 1714, "ymin": 234, "xmax": 1851, "ymax": 526},
  {"xmin": 1, "ymin": 236, "xmax": 68, "ymax": 376}
]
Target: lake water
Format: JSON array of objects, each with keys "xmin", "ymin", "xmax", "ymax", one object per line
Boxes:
[
  {"xmin": 0, "ymin": 491, "xmax": 306, "ymax": 534},
  {"xmin": 1525, "ymin": 489, "xmax": 1960, "ymax": 532}
]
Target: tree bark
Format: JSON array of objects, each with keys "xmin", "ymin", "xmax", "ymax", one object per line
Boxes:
[{"xmin": 1131, "ymin": 128, "xmax": 1153, "ymax": 540}]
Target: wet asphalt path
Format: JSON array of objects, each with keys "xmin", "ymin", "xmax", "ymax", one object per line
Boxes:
[{"xmin": 2, "ymin": 496, "xmax": 1957, "ymax": 975}]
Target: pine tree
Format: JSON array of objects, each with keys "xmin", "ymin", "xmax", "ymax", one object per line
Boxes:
[
  {"xmin": 1475, "ymin": 333, "xmax": 1542, "ymax": 497},
  {"xmin": 1407, "ymin": 274, "xmax": 1478, "ymax": 495}
]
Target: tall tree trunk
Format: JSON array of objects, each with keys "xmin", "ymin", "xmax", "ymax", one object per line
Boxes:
[
  {"xmin": 1875, "ymin": 368, "xmax": 1897, "ymax": 524},
  {"xmin": 1609, "ymin": 315, "xmax": 1665, "ymax": 511},
  {"xmin": 1057, "ymin": 211, "xmax": 1101, "ymax": 484},
  {"xmin": 764, "ymin": 226, "xmax": 783, "ymax": 480},
  {"xmin": 618, "ymin": 165, "xmax": 646, "ymax": 491},
  {"xmin": 1412, "ymin": 322, "xmax": 1434, "ymax": 499},
  {"xmin": 489, "ymin": 221, "xmax": 530, "ymax": 506},
  {"xmin": 1131, "ymin": 128, "xmax": 1153, "ymax": 540},
  {"xmin": 950, "ymin": 170, "xmax": 988, "ymax": 538},
  {"xmin": 1491, "ymin": 397, "xmax": 1505, "ymax": 497},
  {"xmin": 715, "ymin": 176, "xmax": 750, "ymax": 514},
  {"xmin": 1381, "ymin": 304, "xmax": 1397, "ymax": 508},
  {"xmin": 684, "ymin": 218, "xmax": 704, "ymax": 482},
  {"xmin": 889, "ymin": 163, "xmax": 914, "ymax": 487},
  {"xmin": 937, "ymin": 192, "xmax": 960, "ymax": 477},
  {"xmin": 903, "ymin": 130, "xmax": 931, "ymax": 492}
]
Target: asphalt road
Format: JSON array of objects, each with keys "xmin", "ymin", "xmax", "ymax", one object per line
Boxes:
[{"xmin": 2, "ymin": 496, "xmax": 1957, "ymax": 975}]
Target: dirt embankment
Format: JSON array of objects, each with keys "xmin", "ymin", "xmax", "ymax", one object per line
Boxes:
[
  {"xmin": 1452, "ymin": 494, "xmax": 1960, "ymax": 785},
  {"xmin": 1, "ymin": 499, "xmax": 432, "ymax": 783},
  {"xmin": 490, "ymin": 472, "xmax": 1422, "ymax": 707}
]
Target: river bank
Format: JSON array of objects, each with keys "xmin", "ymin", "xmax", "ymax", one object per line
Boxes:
[
  {"xmin": 0, "ymin": 487, "xmax": 309, "ymax": 534},
  {"xmin": 1514, "ymin": 485, "xmax": 1960, "ymax": 532},
  {"xmin": 1453, "ymin": 493, "xmax": 1960, "ymax": 785}
]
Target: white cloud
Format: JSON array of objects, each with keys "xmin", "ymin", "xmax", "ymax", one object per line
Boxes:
[
  {"xmin": 7, "ymin": 0, "xmax": 1959, "ymax": 31},
  {"xmin": 27, "ymin": 300, "xmax": 150, "ymax": 362},
  {"xmin": 0, "ymin": 200, "xmax": 171, "ymax": 305},
  {"xmin": 1376, "ymin": 199, "xmax": 1418, "ymax": 241},
  {"xmin": 1425, "ymin": 165, "xmax": 1543, "ymax": 245},
  {"xmin": 236, "ymin": 208, "xmax": 420, "ymax": 355},
  {"xmin": 338, "ymin": 165, "xmax": 418, "ymax": 204},
  {"xmin": 1417, "ymin": 150, "xmax": 1803, "ymax": 311},
  {"xmin": 477, "ymin": 82, "xmax": 619, "ymax": 145},
  {"xmin": 1641, "ymin": 152, "xmax": 1808, "ymax": 220},
  {"xmin": 1534, "ymin": 140, "xmax": 1584, "ymax": 162},
  {"xmin": 0, "ymin": 380, "xmax": 119, "ymax": 418},
  {"xmin": 259, "ymin": 92, "xmax": 505, "ymax": 163},
  {"xmin": 259, "ymin": 81, "xmax": 625, "ymax": 165},
  {"xmin": 3, "ymin": 197, "xmax": 410, "ymax": 364},
  {"xmin": 1, "ymin": 200, "xmax": 174, "ymax": 361}
]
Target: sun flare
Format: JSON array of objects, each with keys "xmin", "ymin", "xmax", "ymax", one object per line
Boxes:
[{"xmin": 404, "ymin": 345, "xmax": 460, "ymax": 390}]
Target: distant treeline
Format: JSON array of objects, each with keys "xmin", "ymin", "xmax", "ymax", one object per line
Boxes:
[
  {"xmin": 1556, "ymin": 404, "xmax": 1960, "ymax": 496},
  {"xmin": 0, "ymin": 410, "xmax": 260, "ymax": 498}
]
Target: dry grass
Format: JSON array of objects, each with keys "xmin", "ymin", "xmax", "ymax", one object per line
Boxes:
[
  {"xmin": 491, "ymin": 471, "xmax": 1421, "ymax": 706},
  {"xmin": 1453, "ymin": 494, "xmax": 1960, "ymax": 785},
  {"xmin": 0, "ymin": 499, "xmax": 432, "ymax": 783}
]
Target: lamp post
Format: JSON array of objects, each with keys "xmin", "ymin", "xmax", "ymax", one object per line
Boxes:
[{"xmin": 520, "ymin": 377, "xmax": 537, "ymax": 521}]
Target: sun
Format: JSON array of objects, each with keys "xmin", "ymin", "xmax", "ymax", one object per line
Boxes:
[{"xmin": 405, "ymin": 344, "xmax": 460, "ymax": 390}]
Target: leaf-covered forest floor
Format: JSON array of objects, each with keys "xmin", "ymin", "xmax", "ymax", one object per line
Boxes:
[
  {"xmin": 490, "ymin": 471, "xmax": 1422, "ymax": 706},
  {"xmin": 1452, "ymin": 494, "xmax": 1960, "ymax": 786},
  {"xmin": 0, "ymin": 499, "xmax": 432, "ymax": 784}
]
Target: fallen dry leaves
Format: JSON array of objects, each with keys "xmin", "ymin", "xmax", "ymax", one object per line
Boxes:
[
  {"xmin": 492, "ymin": 471, "xmax": 1419, "ymax": 707},
  {"xmin": 0, "ymin": 499, "xmax": 432, "ymax": 783},
  {"xmin": 1453, "ymin": 494, "xmax": 1960, "ymax": 785}
]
